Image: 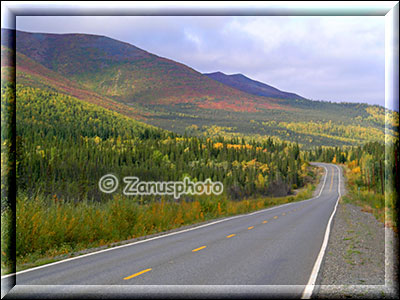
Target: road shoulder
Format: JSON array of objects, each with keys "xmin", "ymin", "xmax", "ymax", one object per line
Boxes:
[{"xmin": 314, "ymin": 201, "xmax": 398, "ymax": 298}]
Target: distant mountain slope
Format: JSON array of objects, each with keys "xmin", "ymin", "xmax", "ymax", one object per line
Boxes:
[
  {"xmin": 6, "ymin": 29, "xmax": 287, "ymax": 113},
  {"xmin": 1, "ymin": 44, "xmax": 145, "ymax": 121},
  {"xmin": 1, "ymin": 28, "xmax": 397, "ymax": 148},
  {"xmin": 204, "ymin": 72, "xmax": 305, "ymax": 100}
]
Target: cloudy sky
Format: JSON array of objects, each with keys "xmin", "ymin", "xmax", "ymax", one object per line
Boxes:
[{"xmin": 16, "ymin": 15, "xmax": 387, "ymax": 108}]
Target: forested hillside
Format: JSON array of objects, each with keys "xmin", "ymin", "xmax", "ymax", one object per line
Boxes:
[
  {"xmin": 1, "ymin": 28, "xmax": 398, "ymax": 272},
  {"xmin": 11, "ymin": 84, "xmax": 311, "ymax": 203},
  {"xmin": 1, "ymin": 28, "xmax": 397, "ymax": 148},
  {"xmin": 2, "ymin": 84, "xmax": 319, "ymax": 266}
]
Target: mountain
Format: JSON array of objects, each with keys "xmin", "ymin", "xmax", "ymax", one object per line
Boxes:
[
  {"xmin": 8, "ymin": 29, "xmax": 286, "ymax": 113},
  {"xmin": 1, "ymin": 29, "xmax": 397, "ymax": 148},
  {"xmin": 204, "ymin": 72, "xmax": 305, "ymax": 100}
]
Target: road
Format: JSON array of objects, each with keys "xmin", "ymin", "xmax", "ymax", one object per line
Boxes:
[{"xmin": 2, "ymin": 163, "xmax": 341, "ymax": 298}]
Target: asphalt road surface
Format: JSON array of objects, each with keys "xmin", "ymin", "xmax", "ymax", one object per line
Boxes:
[{"xmin": 2, "ymin": 163, "xmax": 341, "ymax": 298}]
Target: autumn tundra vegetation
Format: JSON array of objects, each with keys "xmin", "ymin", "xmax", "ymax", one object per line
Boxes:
[
  {"xmin": 1, "ymin": 83, "xmax": 398, "ymax": 273},
  {"xmin": 1, "ymin": 29, "xmax": 398, "ymax": 273},
  {"xmin": 1, "ymin": 84, "xmax": 318, "ymax": 271}
]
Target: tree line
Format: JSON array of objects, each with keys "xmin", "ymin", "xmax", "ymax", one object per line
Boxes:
[{"xmin": 4, "ymin": 85, "xmax": 312, "ymax": 206}]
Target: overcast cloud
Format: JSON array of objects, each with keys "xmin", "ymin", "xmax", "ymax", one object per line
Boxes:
[{"xmin": 16, "ymin": 16, "xmax": 388, "ymax": 109}]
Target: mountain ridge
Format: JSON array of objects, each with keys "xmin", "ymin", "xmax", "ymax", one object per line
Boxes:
[
  {"xmin": 3, "ymin": 28, "xmax": 287, "ymax": 113},
  {"xmin": 1, "ymin": 28, "xmax": 396, "ymax": 148},
  {"xmin": 204, "ymin": 71, "xmax": 305, "ymax": 100}
]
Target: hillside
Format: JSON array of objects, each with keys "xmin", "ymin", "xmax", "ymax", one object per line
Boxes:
[
  {"xmin": 2, "ymin": 82, "xmax": 317, "ymax": 266},
  {"xmin": 14, "ymin": 48, "xmax": 146, "ymax": 120},
  {"xmin": 8, "ymin": 29, "xmax": 285, "ymax": 112},
  {"xmin": 204, "ymin": 71, "xmax": 305, "ymax": 100},
  {"xmin": 1, "ymin": 28, "xmax": 398, "ymax": 148},
  {"xmin": 1, "ymin": 25, "xmax": 398, "ymax": 289}
]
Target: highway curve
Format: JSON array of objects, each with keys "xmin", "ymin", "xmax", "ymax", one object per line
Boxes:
[{"xmin": 1, "ymin": 163, "xmax": 342, "ymax": 298}]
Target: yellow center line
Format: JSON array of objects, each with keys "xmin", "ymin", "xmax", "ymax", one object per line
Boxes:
[
  {"xmin": 262, "ymin": 220, "xmax": 268, "ymax": 224},
  {"xmin": 124, "ymin": 268, "xmax": 152, "ymax": 280},
  {"xmin": 329, "ymin": 167, "xmax": 334, "ymax": 192},
  {"xmin": 226, "ymin": 234, "xmax": 236, "ymax": 238},
  {"xmin": 248, "ymin": 226, "xmax": 254, "ymax": 230},
  {"xmin": 273, "ymin": 216, "xmax": 278, "ymax": 219},
  {"xmin": 192, "ymin": 246, "xmax": 207, "ymax": 252}
]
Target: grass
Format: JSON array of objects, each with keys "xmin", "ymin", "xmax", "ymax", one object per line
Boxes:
[
  {"xmin": 341, "ymin": 164, "xmax": 397, "ymax": 232},
  {"xmin": 1, "ymin": 168, "xmax": 320, "ymax": 275}
]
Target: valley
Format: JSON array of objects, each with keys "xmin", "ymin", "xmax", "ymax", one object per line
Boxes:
[
  {"xmin": 1, "ymin": 28, "xmax": 397, "ymax": 148},
  {"xmin": 0, "ymin": 25, "xmax": 398, "ymax": 299}
]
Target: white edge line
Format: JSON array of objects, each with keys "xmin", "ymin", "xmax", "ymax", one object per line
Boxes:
[
  {"xmin": 2, "ymin": 163, "xmax": 329, "ymax": 279},
  {"xmin": 301, "ymin": 164, "xmax": 341, "ymax": 299},
  {"xmin": 316, "ymin": 164, "xmax": 328, "ymax": 198}
]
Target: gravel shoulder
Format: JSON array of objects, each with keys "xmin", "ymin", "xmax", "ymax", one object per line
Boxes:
[{"xmin": 313, "ymin": 166, "xmax": 399, "ymax": 298}]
